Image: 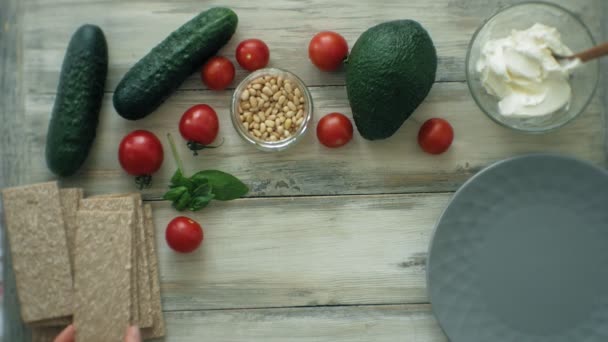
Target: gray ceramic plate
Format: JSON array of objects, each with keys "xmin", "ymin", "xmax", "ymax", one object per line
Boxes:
[{"xmin": 427, "ymin": 154, "xmax": 608, "ymax": 342}]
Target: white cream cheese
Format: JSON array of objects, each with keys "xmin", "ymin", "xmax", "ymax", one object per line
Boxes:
[{"xmin": 476, "ymin": 23, "xmax": 579, "ymax": 117}]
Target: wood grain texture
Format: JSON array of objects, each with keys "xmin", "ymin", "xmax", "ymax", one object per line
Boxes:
[
  {"xmin": 0, "ymin": 0, "xmax": 30, "ymax": 338},
  {"xmin": 20, "ymin": 83, "xmax": 605, "ymax": 198},
  {"xmin": 150, "ymin": 193, "xmax": 446, "ymax": 311},
  {"xmin": 159, "ymin": 304, "xmax": 446, "ymax": 342},
  {"xmin": 20, "ymin": 0, "xmax": 603, "ymax": 92}
]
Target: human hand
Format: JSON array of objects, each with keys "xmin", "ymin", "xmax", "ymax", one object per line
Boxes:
[{"xmin": 54, "ymin": 324, "xmax": 142, "ymax": 342}]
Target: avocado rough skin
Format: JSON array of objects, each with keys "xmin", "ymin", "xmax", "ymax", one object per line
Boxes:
[
  {"xmin": 346, "ymin": 20, "xmax": 437, "ymax": 140},
  {"xmin": 113, "ymin": 7, "xmax": 238, "ymax": 120},
  {"xmin": 46, "ymin": 24, "xmax": 108, "ymax": 177}
]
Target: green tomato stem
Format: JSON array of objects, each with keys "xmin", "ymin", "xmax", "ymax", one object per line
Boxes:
[{"xmin": 167, "ymin": 133, "xmax": 186, "ymax": 175}]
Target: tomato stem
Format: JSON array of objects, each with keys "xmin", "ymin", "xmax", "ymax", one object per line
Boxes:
[
  {"xmin": 167, "ymin": 133, "xmax": 186, "ymax": 175},
  {"xmin": 187, "ymin": 138, "xmax": 225, "ymax": 156},
  {"xmin": 135, "ymin": 175, "xmax": 152, "ymax": 189}
]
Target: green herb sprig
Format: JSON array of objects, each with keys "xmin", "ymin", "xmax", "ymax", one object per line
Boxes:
[{"xmin": 163, "ymin": 133, "xmax": 248, "ymax": 211}]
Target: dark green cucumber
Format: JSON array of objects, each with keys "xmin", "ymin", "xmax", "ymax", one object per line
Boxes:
[
  {"xmin": 46, "ymin": 24, "xmax": 108, "ymax": 177},
  {"xmin": 113, "ymin": 7, "xmax": 238, "ymax": 120}
]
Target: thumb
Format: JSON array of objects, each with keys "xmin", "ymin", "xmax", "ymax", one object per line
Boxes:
[{"xmin": 124, "ymin": 325, "xmax": 142, "ymax": 342}]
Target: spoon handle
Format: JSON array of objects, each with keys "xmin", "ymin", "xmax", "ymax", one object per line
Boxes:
[{"xmin": 572, "ymin": 42, "xmax": 608, "ymax": 62}]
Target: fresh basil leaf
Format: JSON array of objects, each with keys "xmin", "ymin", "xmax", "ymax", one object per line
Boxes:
[
  {"xmin": 190, "ymin": 173, "xmax": 209, "ymax": 186},
  {"xmin": 163, "ymin": 186, "xmax": 188, "ymax": 201},
  {"xmin": 170, "ymin": 169, "xmax": 194, "ymax": 190},
  {"xmin": 191, "ymin": 170, "xmax": 249, "ymax": 201},
  {"xmin": 173, "ymin": 191, "xmax": 192, "ymax": 211},
  {"xmin": 192, "ymin": 182, "xmax": 212, "ymax": 197},
  {"xmin": 189, "ymin": 193, "xmax": 215, "ymax": 211}
]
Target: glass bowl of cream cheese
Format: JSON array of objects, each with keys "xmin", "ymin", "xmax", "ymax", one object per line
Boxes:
[{"xmin": 466, "ymin": 2, "xmax": 599, "ymax": 133}]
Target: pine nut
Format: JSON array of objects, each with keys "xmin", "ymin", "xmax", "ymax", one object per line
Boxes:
[
  {"xmin": 270, "ymin": 135, "xmax": 278, "ymax": 141},
  {"xmin": 269, "ymin": 114, "xmax": 277, "ymax": 121},
  {"xmin": 285, "ymin": 119, "xmax": 293, "ymax": 129},
  {"xmin": 271, "ymin": 84, "xmax": 279, "ymax": 92},
  {"xmin": 277, "ymin": 76, "xmax": 284, "ymax": 86},
  {"xmin": 284, "ymin": 82, "xmax": 293, "ymax": 93},
  {"xmin": 252, "ymin": 83, "xmax": 262, "ymax": 89},
  {"xmin": 260, "ymin": 93, "xmax": 269, "ymax": 101},
  {"xmin": 262, "ymin": 87, "xmax": 273, "ymax": 96},
  {"xmin": 270, "ymin": 78, "xmax": 277, "ymax": 85},
  {"xmin": 266, "ymin": 127, "xmax": 273, "ymax": 133},
  {"xmin": 293, "ymin": 96, "xmax": 300, "ymax": 106},
  {"xmin": 283, "ymin": 106, "xmax": 290, "ymax": 112},
  {"xmin": 294, "ymin": 88, "xmax": 301, "ymax": 97},
  {"xmin": 278, "ymin": 95, "xmax": 286, "ymax": 105},
  {"xmin": 287, "ymin": 101, "xmax": 296, "ymax": 111},
  {"xmin": 253, "ymin": 129, "xmax": 261, "ymax": 137},
  {"xmin": 243, "ymin": 122, "xmax": 249, "ymax": 130},
  {"xmin": 260, "ymin": 123, "xmax": 266, "ymax": 132},
  {"xmin": 296, "ymin": 110, "xmax": 303, "ymax": 119},
  {"xmin": 253, "ymin": 114, "xmax": 261, "ymax": 123},
  {"xmin": 286, "ymin": 111, "xmax": 295, "ymax": 118},
  {"xmin": 259, "ymin": 112, "xmax": 266, "ymax": 121},
  {"xmin": 265, "ymin": 120, "xmax": 275, "ymax": 128},
  {"xmin": 241, "ymin": 90, "xmax": 250, "ymax": 101},
  {"xmin": 273, "ymin": 92, "xmax": 281, "ymax": 101},
  {"xmin": 262, "ymin": 132, "xmax": 268, "ymax": 139},
  {"xmin": 279, "ymin": 116, "xmax": 286, "ymax": 123},
  {"xmin": 283, "ymin": 130, "xmax": 290, "ymax": 137},
  {"xmin": 249, "ymin": 96, "xmax": 257, "ymax": 108},
  {"xmin": 265, "ymin": 107, "xmax": 273, "ymax": 116},
  {"xmin": 253, "ymin": 122, "xmax": 260, "ymax": 130},
  {"xmin": 296, "ymin": 117, "xmax": 304, "ymax": 125},
  {"xmin": 242, "ymin": 102, "xmax": 251, "ymax": 110},
  {"xmin": 277, "ymin": 126, "xmax": 284, "ymax": 134},
  {"xmin": 275, "ymin": 119, "xmax": 281, "ymax": 127},
  {"xmin": 272, "ymin": 108, "xmax": 279, "ymax": 115}
]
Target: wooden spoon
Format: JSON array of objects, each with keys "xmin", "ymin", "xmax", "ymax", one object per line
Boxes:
[{"xmin": 553, "ymin": 42, "xmax": 608, "ymax": 62}]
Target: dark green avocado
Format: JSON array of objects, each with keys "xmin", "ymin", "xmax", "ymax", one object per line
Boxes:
[
  {"xmin": 113, "ymin": 7, "xmax": 238, "ymax": 120},
  {"xmin": 346, "ymin": 20, "xmax": 437, "ymax": 140}
]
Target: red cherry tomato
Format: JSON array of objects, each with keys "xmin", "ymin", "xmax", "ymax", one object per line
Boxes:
[
  {"xmin": 201, "ymin": 56, "xmax": 235, "ymax": 90},
  {"xmin": 418, "ymin": 118, "xmax": 454, "ymax": 155},
  {"xmin": 166, "ymin": 216, "xmax": 203, "ymax": 253},
  {"xmin": 118, "ymin": 130, "xmax": 164, "ymax": 176},
  {"xmin": 308, "ymin": 31, "xmax": 348, "ymax": 71},
  {"xmin": 235, "ymin": 39, "xmax": 270, "ymax": 71},
  {"xmin": 316, "ymin": 112, "xmax": 354, "ymax": 148},
  {"xmin": 179, "ymin": 104, "xmax": 219, "ymax": 146}
]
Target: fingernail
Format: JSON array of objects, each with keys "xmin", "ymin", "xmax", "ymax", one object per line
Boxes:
[{"xmin": 128, "ymin": 325, "xmax": 141, "ymax": 340}]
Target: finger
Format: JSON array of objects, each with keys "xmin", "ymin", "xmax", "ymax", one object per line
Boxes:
[
  {"xmin": 124, "ymin": 325, "xmax": 142, "ymax": 342},
  {"xmin": 54, "ymin": 324, "xmax": 76, "ymax": 342}
]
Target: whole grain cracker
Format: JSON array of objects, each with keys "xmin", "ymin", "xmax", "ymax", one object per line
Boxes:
[
  {"xmin": 31, "ymin": 326, "xmax": 65, "ymax": 342},
  {"xmin": 29, "ymin": 316, "xmax": 71, "ymax": 327},
  {"xmin": 90, "ymin": 193, "xmax": 153, "ymax": 328},
  {"xmin": 59, "ymin": 188, "xmax": 83, "ymax": 276},
  {"xmin": 74, "ymin": 210, "xmax": 133, "ymax": 342},
  {"xmin": 79, "ymin": 197, "xmax": 139, "ymax": 326},
  {"xmin": 1, "ymin": 182, "xmax": 73, "ymax": 323},
  {"xmin": 142, "ymin": 204, "xmax": 166, "ymax": 339}
]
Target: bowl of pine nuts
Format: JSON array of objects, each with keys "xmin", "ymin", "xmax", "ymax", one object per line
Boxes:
[{"xmin": 231, "ymin": 68, "xmax": 313, "ymax": 151}]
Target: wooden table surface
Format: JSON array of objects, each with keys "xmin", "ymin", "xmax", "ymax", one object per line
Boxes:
[{"xmin": 1, "ymin": 0, "xmax": 607, "ymax": 341}]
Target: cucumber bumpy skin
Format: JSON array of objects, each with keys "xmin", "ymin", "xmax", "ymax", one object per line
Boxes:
[
  {"xmin": 45, "ymin": 24, "xmax": 108, "ymax": 177},
  {"xmin": 113, "ymin": 7, "xmax": 238, "ymax": 120}
]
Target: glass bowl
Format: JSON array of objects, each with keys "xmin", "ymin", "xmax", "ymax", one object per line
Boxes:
[
  {"xmin": 231, "ymin": 68, "xmax": 313, "ymax": 152},
  {"xmin": 466, "ymin": 2, "xmax": 599, "ymax": 133}
]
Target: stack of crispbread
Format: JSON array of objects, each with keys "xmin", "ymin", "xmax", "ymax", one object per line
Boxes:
[{"xmin": 1, "ymin": 181, "xmax": 165, "ymax": 342}]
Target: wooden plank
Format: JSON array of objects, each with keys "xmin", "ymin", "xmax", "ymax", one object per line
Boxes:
[
  {"xmin": 20, "ymin": 83, "xmax": 605, "ymax": 198},
  {"xmin": 150, "ymin": 193, "xmax": 447, "ymax": 311},
  {"xmin": 1, "ymin": 0, "xmax": 31, "ymax": 340},
  {"xmin": 161, "ymin": 304, "xmax": 446, "ymax": 342},
  {"xmin": 21, "ymin": 0, "xmax": 602, "ymax": 93}
]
